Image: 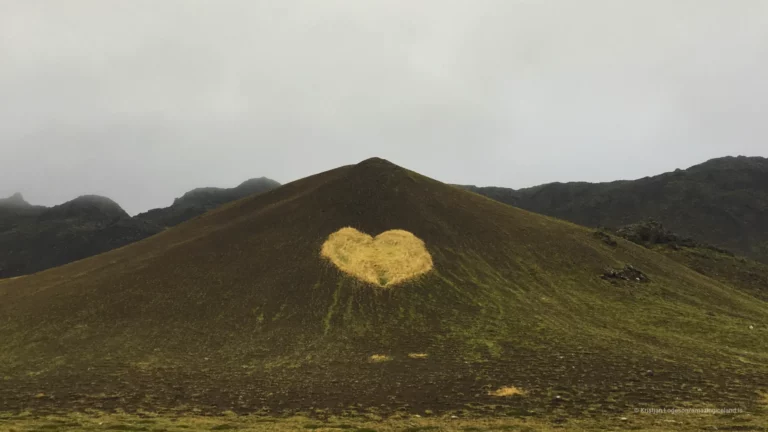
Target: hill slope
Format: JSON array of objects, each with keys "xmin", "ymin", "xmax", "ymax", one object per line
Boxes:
[
  {"xmin": 0, "ymin": 178, "xmax": 280, "ymax": 278},
  {"xmin": 462, "ymin": 156, "xmax": 768, "ymax": 263},
  {"xmin": 1, "ymin": 158, "xmax": 766, "ymax": 416}
]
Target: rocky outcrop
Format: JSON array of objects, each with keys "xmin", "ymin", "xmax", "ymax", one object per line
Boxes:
[
  {"xmin": 613, "ymin": 219, "xmax": 733, "ymax": 255},
  {"xmin": 602, "ymin": 264, "xmax": 650, "ymax": 283}
]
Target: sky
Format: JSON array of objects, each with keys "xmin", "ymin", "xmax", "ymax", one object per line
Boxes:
[{"xmin": 1, "ymin": 1, "xmax": 767, "ymax": 215}]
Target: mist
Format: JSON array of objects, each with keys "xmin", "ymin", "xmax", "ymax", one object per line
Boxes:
[{"xmin": 1, "ymin": 0, "xmax": 767, "ymax": 214}]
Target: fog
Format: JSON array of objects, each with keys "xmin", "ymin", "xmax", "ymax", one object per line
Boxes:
[{"xmin": 1, "ymin": 0, "xmax": 767, "ymax": 214}]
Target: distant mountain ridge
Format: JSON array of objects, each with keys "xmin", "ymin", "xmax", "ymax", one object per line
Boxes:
[
  {"xmin": 0, "ymin": 193, "xmax": 46, "ymax": 233},
  {"xmin": 39, "ymin": 195, "xmax": 129, "ymax": 222},
  {"xmin": 0, "ymin": 193, "xmax": 161, "ymax": 279},
  {"xmin": 2, "ymin": 155, "xmax": 766, "ymax": 278},
  {"xmin": 461, "ymin": 155, "xmax": 768, "ymax": 263},
  {"xmin": 0, "ymin": 177, "xmax": 281, "ymax": 278},
  {"xmin": 0, "ymin": 192, "xmax": 31, "ymax": 208},
  {"xmin": 135, "ymin": 177, "xmax": 280, "ymax": 228}
]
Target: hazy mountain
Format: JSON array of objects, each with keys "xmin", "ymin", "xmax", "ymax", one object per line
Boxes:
[
  {"xmin": 0, "ymin": 177, "xmax": 280, "ymax": 278},
  {"xmin": 0, "ymin": 193, "xmax": 46, "ymax": 232},
  {"xmin": 3, "ymin": 155, "xmax": 766, "ymax": 280},
  {"xmin": 461, "ymin": 156, "xmax": 768, "ymax": 263},
  {"xmin": 0, "ymin": 194, "xmax": 163, "ymax": 279},
  {"xmin": 0, "ymin": 192, "xmax": 31, "ymax": 208},
  {"xmin": 135, "ymin": 177, "xmax": 281, "ymax": 228}
]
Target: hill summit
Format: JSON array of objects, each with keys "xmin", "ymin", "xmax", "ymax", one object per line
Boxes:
[{"xmin": 1, "ymin": 158, "xmax": 766, "ymax": 416}]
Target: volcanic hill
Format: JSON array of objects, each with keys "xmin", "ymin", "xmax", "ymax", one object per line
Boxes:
[{"xmin": 1, "ymin": 158, "xmax": 766, "ymax": 417}]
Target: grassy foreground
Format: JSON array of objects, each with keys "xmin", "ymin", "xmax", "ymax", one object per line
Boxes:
[{"xmin": 1, "ymin": 410, "xmax": 766, "ymax": 432}]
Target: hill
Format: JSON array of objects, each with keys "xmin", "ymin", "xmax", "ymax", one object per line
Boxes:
[
  {"xmin": 461, "ymin": 156, "xmax": 768, "ymax": 263},
  {"xmin": 1, "ymin": 158, "xmax": 766, "ymax": 417},
  {"xmin": 0, "ymin": 178, "xmax": 280, "ymax": 278}
]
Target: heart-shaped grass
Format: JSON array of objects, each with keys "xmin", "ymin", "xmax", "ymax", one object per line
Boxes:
[{"xmin": 321, "ymin": 227, "xmax": 433, "ymax": 287}]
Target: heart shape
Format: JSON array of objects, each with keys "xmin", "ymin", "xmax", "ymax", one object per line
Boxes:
[{"xmin": 321, "ymin": 227, "xmax": 433, "ymax": 287}]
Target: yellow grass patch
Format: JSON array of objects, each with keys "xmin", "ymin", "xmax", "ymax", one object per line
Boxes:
[
  {"xmin": 408, "ymin": 353, "xmax": 429, "ymax": 359},
  {"xmin": 759, "ymin": 391, "xmax": 768, "ymax": 406},
  {"xmin": 368, "ymin": 354, "xmax": 393, "ymax": 363},
  {"xmin": 321, "ymin": 227, "xmax": 433, "ymax": 287},
  {"xmin": 489, "ymin": 386, "xmax": 526, "ymax": 397}
]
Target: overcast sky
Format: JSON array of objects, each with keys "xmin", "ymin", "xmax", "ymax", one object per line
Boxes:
[{"xmin": 1, "ymin": 0, "xmax": 767, "ymax": 215}]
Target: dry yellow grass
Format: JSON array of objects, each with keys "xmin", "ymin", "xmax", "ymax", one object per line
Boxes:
[
  {"xmin": 320, "ymin": 227, "xmax": 433, "ymax": 287},
  {"xmin": 408, "ymin": 353, "xmax": 429, "ymax": 359},
  {"xmin": 368, "ymin": 354, "xmax": 393, "ymax": 363},
  {"xmin": 488, "ymin": 386, "xmax": 526, "ymax": 397},
  {"xmin": 759, "ymin": 390, "xmax": 768, "ymax": 406}
]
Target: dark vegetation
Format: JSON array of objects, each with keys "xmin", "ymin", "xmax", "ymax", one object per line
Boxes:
[
  {"xmin": 0, "ymin": 178, "xmax": 280, "ymax": 278},
  {"xmin": 461, "ymin": 155, "xmax": 768, "ymax": 263},
  {"xmin": 1, "ymin": 158, "xmax": 766, "ymax": 417}
]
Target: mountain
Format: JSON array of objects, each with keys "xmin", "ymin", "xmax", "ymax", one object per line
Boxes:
[
  {"xmin": 0, "ymin": 178, "xmax": 280, "ymax": 278},
  {"xmin": 0, "ymin": 194, "xmax": 163, "ymax": 279},
  {"xmin": 462, "ymin": 156, "xmax": 768, "ymax": 263},
  {"xmin": 0, "ymin": 193, "xmax": 46, "ymax": 232},
  {"xmin": 1, "ymin": 158, "xmax": 765, "ymax": 416},
  {"xmin": 135, "ymin": 177, "xmax": 281, "ymax": 228},
  {"xmin": 0, "ymin": 192, "xmax": 31, "ymax": 208}
]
